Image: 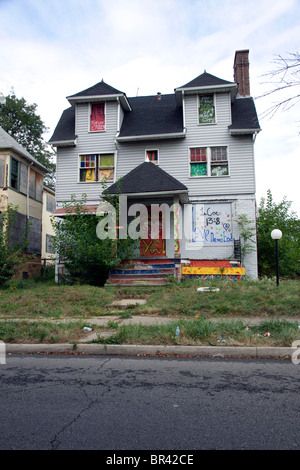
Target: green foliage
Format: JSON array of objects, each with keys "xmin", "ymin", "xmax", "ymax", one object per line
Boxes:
[
  {"xmin": 235, "ymin": 213, "xmax": 256, "ymax": 265},
  {"xmin": 51, "ymin": 193, "xmax": 138, "ymax": 286},
  {"xmin": 257, "ymin": 190, "xmax": 300, "ymax": 278},
  {"xmin": 0, "ymin": 90, "xmax": 56, "ymax": 188},
  {"xmin": 0, "ymin": 205, "xmax": 30, "ymax": 286}
]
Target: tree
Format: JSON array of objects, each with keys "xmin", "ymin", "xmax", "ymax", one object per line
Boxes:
[
  {"xmin": 257, "ymin": 190, "xmax": 300, "ymax": 278},
  {"xmin": 258, "ymin": 52, "xmax": 300, "ymax": 119},
  {"xmin": 0, "ymin": 90, "xmax": 56, "ymax": 189},
  {"xmin": 0, "ymin": 205, "xmax": 30, "ymax": 286},
  {"xmin": 51, "ymin": 193, "xmax": 138, "ymax": 286}
]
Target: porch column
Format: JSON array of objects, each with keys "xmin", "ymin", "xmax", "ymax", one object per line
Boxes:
[{"xmin": 173, "ymin": 196, "xmax": 181, "ymax": 259}]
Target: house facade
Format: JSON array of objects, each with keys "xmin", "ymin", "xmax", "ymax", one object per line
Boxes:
[
  {"xmin": 49, "ymin": 50, "xmax": 261, "ymax": 283},
  {"xmin": 0, "ymin": 126, "xmax": 48, "ymax": 279}
]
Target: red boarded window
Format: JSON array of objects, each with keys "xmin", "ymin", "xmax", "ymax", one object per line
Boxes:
[
  {"xmin": 190, "ymin": 148, "xmax": 206, "ymax": 162},
  {"xmin": 90, "ymin": 103, "xmax": 105, "ymax": 131}
]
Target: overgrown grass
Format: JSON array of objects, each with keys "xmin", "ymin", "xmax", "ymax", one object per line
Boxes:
[
  {"xmin": 0, "ymin": 320, "xmax": 95, "ymax": 343},
  {"xmin": 0, "ymin": 277, "xmax": 299, "ymax": 319},
  {"xmin": 95, "ymin": 318, "xmax": 300, "ymax": 347}
]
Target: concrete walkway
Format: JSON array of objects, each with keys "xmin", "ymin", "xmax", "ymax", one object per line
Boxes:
[{"xmin": 2, "ymin": 314, "xmax": 300, "ymax": 359}]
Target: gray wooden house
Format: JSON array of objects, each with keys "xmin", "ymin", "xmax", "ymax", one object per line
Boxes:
[{"xmin": 49, "ymin": 50, "xmax": 261, "ymax": 284}]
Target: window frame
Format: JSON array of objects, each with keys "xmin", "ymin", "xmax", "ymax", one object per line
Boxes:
[
  {"xmin": 145, "ymin": 149, "xmax": 159, "ymax": 165},
  {"xmin": 89, "ymin": 102, "xmax": 106, "ymax": 133},
  {"xmin": 79, "ymin": 153, "xmax": 115, "ymax": 183},
  {"xmin": 198, "ymin": 93, "xmax": 216, "ymax": 125},
  {"xmin": 189, "ymin": 146, "xmax": 229, "ymax": 178},
  {"xmin": 10, "ymin": 156, "xmax": 20, "ymax": 191}
]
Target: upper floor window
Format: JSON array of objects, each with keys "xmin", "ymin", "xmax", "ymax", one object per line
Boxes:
[
  {"xmin": 145, "ymin": 150, "xmax": 159, "ymax": 164},
  {"xmin": 90, "ymin": 103, "xmax": 105, "ymax": 132},
  {"xmin": 79, "ymin": 153, "xmax": 114, "ymax": 182},
  {"xmin": 10, "ymin": 157, "xmax": 19, "ymax": 189},
  {"xmin": 198, "ymin": 94, "xmax": 215, "ymax": 124},
  {"xmin": 190, "ymin": 147, "xmax": 228, "ymax": 177}
]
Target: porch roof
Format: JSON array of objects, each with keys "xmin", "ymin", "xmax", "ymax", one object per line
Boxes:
[{"xmin": 107, "ymin": 162, "xmax": 188, "ymax": 198}]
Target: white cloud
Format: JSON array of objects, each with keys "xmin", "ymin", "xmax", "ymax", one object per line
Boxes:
[{"xmin": 0, "ymin": 0, "xmax": 299, "ymax": 214}]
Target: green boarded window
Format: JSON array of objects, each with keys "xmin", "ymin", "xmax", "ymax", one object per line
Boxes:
[
  {"xmin": 190, "ymin": 147, "xmax": 229, "ymax": 177},
  {"xmin": 191, "ymin": 163, "xmax": 207, "ymax": 176},
  {"xmin": 199, "ymin": 94, "xmax": 215, "ymax": 124}
]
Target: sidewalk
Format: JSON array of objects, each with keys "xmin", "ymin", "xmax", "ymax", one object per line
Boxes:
[{"xmin": 3, "ymin": 314, "xmax": 299, "ymax": 359}]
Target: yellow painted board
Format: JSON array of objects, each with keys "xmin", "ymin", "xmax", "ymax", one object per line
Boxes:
[{"xmin": 181, "ymin": 267, "xmax": 245, "ymax": 275}]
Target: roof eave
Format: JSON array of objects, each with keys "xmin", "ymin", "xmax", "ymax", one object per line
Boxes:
[
  {"xmin": 116, "ymin": 130, "xmax": 186, "ymax": 142},
  {"xmin": 229, "ymin": 128, "xmax": 261, "ymax": 135},
  {"xmin": 67, "ymin": 94, "xmax": 132, "ymax": 111},
  {"xmin": 48, "ymin": 138, "xmax": 77, "ymax": 147},
  {"xmin": 109, "ymin": 189, "xmax": 189, "ymax": 202},
  {"xmin": 175, "ymin": 83, "xmax": 237, "ymax": 104}
]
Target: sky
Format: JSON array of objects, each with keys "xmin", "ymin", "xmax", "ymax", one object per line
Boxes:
[{"xmin": 0, "ymin": 0, "xmax": 299, "ymax": 215}]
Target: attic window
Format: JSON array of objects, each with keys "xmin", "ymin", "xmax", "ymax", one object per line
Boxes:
[
  {"xmin": 90, "ymin": 103, "xmax": 105, "ymax": 132},
  {"xmin": 146, "ymin": 150, "xmax": 158, "ymax": 164},
  {"xmin": 198, "ymin": 94, "xmax": 215, "ymax": 124}
]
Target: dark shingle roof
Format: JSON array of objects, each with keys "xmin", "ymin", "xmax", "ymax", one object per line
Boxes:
[
  {"xmin": 67, "ymin": 80, "xmax": 124, "ymax": 99},
  {"xmin": 0, "ymin": 126, "xmax": 47, "ymax": 172},
  {"xmin": 48, "ymin": 107, "xmax": 76, "ymax": 143},
  {"xmin": 229, "ymin": 98, "xmax": 261, "ymax": 132},
  {"xmin": 178, "ymin": 72, "xmax": 234, "ymax": 89},
  {"xmin": 118, "ymin": 94, "xmax": 184, "ymax": 138},
  {"xmin": 108, "ymin": 162, "xmax": 188, "ymax": 195}
]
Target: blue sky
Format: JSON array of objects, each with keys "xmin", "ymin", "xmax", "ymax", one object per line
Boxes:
[{"xmin": 0, "ymin": 0, "xmax": 299, "ymax": 214}]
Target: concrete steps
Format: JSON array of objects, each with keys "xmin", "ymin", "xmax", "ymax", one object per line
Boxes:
[{"xmin": 105, "ymin": 259, "xmax": 179, "ymax": 287}]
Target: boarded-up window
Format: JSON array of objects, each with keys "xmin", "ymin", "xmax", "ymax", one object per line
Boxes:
[
  {"xmin": 0, "ymin": 156, "xmax": 5, "ymax": 187},
  {"xmin": 36, "ymin": 172, "xmax": 43, "ymax": 202},
  {"xmin": 79, "ymin": 154, "xmax": 114, "ymax": 182},
  {"xmin": 19, "ymin": 163, "xmax": 28, "ymax": 194},
  {"xmin": 199, "ymin": 94, "xmax": 215, "ymax": 124},
  {"xmin": 46, "ymin": 194, "xmax": 56, "ymax": 213},
  {"xmin": 10, "ymin": 157, "xmax": 19, "ymax": 189},
  {"xmin": 90, "ymin": 103, "xmax": 105, "ymax": 132},
  {"xmin": 29, "ymin": 168, "xmax": 36, "ymax": 199}
]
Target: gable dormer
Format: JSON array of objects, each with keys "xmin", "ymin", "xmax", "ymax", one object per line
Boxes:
[{"xmin": 49, "ymin": 80, "xmax": 131, "ymax": 147}]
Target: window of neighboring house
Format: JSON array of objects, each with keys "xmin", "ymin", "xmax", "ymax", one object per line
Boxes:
[
  {"xmin": 46, "ymin": 194, "xmax": 56, "ymax": 213},
  {"xmin": 90, "ymin": 103, "xmax": 105, "ymax": 132},
  {"xmin": 10, "ymin": 157, "xmax": 19, "ymax": 189},
  {"xmin": 46, "ymin": 234, "xmax": 55, "ymax": 254},
  {"xmin": 145, "ymin": 150, "xmax": 159, "ymax": 164},
  {"xmin": 198, "ymin": 94, "xmax": 215, "ymax": 124},
  {"xmin": 190, "ymin": 147, "xmax": 228, "ymax": 177},
  {"xmin": 79, "ymin": 154, "xmax": 115, "ymax": 182}
]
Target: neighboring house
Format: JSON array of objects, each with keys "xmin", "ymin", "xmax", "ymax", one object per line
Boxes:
[
  {"xmin": 41, "ymin": 185, "xmax": 56, "ymax": 262},
  {"xmin": 0, "ymin": 126, "xmax": 48, "ymax": 279},
  {"xmin": 49, "ymin": 50, "xmax": 261, "ymax": 284}
]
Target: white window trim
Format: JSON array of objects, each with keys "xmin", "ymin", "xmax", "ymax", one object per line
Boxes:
[
  {"xmin": 145, "ymin": 149, "xmax": 159, "ymax": 165},
  {"xmin": 197, "ymin": 93, "xmax": 217, "ymax": 126},
  {"xmin": 88, "ymin": 102, "xmax": 106, "ymax": 133},
  {"xmin": 189, "ymin": 145, "xmax": 229, "ymax": 178},
  {"xmin": 78, "ymin": 152, "xmax": 116, "ymax": 183}
]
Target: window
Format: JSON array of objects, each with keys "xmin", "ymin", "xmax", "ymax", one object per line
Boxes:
[
  {"xmin": 211, "ymin": 147, "xmax": 228, "ymax": 176},
  {"xmin": 190, "ymin": 147, "xmax": 228, "ymax": 177},
  {"xmin": 46, "ymin": 194, "xmax": 56, "ymax": 213},
  {"xmin": 145, "ymin": 150, "xmax": 158, "ymax": 164},
  {"xmin": 198, "ymin": 94, "xmax": 215, "ymax": 124},
  {"xmin": 10, "ymin": 157, "xmax": 19, "ymax": 189},
  {"xmin": 79, "ymin": 154, "xmax": 114, "ymax": 182},
  {"xmin": 90, "ymin": 103, "xmax": 105, "ymax": 132},
  {"xmin": 46, "ymin": 234, "xmax": 55, "ymax": 254}
]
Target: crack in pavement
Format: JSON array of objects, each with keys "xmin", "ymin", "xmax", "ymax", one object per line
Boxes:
[{"xmin": 50, "ymin": 357, "xmax": 112, "ymax": 450}]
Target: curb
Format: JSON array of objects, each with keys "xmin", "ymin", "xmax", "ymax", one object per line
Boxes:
[{"xmin": 5, "ymin": 343, "xmax": 294, "ymax": 359}]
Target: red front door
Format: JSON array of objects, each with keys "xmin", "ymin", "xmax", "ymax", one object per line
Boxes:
[{"xmin": 140, "ymin": 207, "xmax": 166, "ymax": 257}]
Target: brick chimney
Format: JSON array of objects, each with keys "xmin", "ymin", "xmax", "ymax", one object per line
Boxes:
[{"xmin": 233, "ymin": 50, "xmax": 250, "ymax": 97}]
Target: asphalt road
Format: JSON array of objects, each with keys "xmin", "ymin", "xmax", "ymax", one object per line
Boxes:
[{"xmin": 0, "ymin": 354, "xmax": 299, "ymax": 451}]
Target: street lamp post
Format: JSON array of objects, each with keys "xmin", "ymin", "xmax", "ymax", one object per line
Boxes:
[{"xmin": 271, "ymin": 229, "xmax": 282, "ymax": 286}]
